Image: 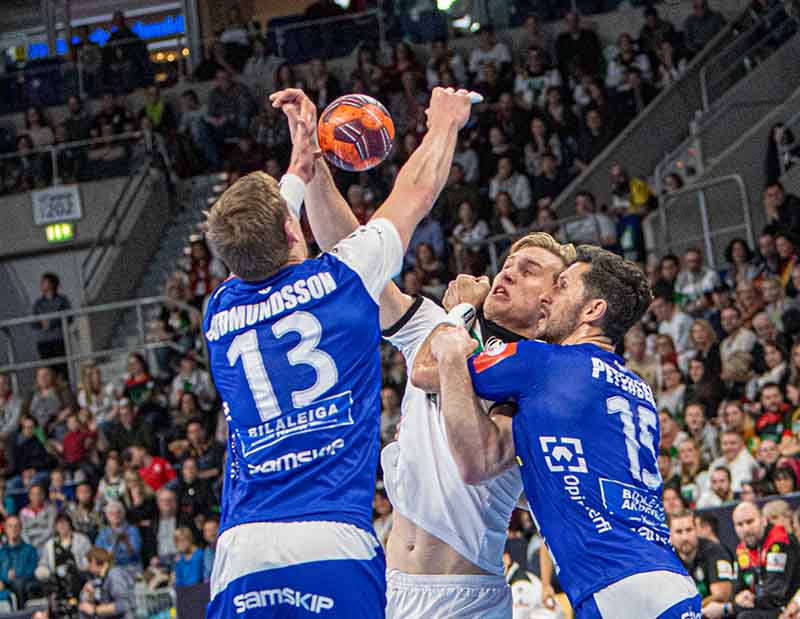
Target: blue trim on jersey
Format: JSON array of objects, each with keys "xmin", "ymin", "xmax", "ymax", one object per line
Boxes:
[
  {"xmin": 575, "ymin": 592, "xmax": 701, "ymax": 619},
  {"xmin": 205, "ymin": 253, "xmax": 383, "ymax": 537}
]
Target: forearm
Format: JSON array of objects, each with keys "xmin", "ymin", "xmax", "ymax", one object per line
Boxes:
[
  {"xmin": 540, "ymin": 544, "xmax": 554, "ymax": 588},
  {"xmin": 373, "ymin": 119, "xmax": 460, "ymax": 249},
  {"xmin": 410, "ymin": 324, "xmax": 449, "ymax": 393},
  {"xmin": 305, "ymin": 157, "xmax": 360, "ymax": 251},
  {"xmin": 437, "ymin": 355, "xmax": 514, "ymax": 483}
]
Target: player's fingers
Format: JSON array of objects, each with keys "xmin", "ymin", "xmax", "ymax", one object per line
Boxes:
[{"xmin": 270, "ymin": 88, "xmax": 304, "ymax": 107}]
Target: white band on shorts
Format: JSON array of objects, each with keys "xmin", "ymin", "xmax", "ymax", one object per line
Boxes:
[{"xmin": 280, "ymin": 173, "xmax": 305, "ymax": 219}]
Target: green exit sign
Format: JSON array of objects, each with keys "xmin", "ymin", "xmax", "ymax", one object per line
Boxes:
[{"xmin": 45, "ymin": 222, "xmax": 74, "ymax": 243}]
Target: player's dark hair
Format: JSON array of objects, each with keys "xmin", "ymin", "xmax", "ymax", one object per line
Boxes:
[
  {"xmin": 575, "ymin": 245, "xmax": 653, "ymax": 344},
  {"xmin": 694, "ymin": 512, "xmax": 720, "ymax": 537}
]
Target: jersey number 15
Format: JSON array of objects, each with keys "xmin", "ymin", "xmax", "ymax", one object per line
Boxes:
[{"xmin": 607, "ymin": 396, "xmax": 661, "ymax": 490}]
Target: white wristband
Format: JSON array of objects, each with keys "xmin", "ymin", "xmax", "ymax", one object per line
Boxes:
[
  {"xmin": 279, "ymin": 173, "xmax": 305, "ymax": 219},
  {"xmin": 440, "ymin": 303, "xmax": 477, "ymax": 330}
]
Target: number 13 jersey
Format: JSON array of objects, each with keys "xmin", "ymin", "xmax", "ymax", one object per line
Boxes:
[
  {"xmin": 468, "ymin": 341, "xmax": 688, "ymax": 608},
  {"xmin": 204, "ymin": 219, "xmax": 403, "ymax": 537}
]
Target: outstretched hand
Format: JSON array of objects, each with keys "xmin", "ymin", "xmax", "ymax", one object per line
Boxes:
[{"xmin": 270, "ymin": 88, "xmax": 321, "ymax": 183}]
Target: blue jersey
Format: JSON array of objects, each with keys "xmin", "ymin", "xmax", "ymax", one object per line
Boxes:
[
  {"xmin": 469, "ymin": 340, "xmax": 688, "ymax": 607},
  {"xmin": 204, "ymin": 219, "xmax": 403, "ymax": 536}
]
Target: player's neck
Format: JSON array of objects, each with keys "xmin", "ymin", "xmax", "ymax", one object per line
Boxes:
[{"xmin": 560, "ymin": 325, "xmax": 614, "ymax": 352}]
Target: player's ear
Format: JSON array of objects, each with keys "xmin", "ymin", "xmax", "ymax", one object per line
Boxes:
[{"xmin": 583, "ymin": 298, "xmax": 608, "ymax": 326}]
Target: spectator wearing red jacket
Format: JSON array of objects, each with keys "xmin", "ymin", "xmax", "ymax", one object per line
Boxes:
[{"xmin": 126, "ymin": 444, "xmax": 175, "ymax": 492}]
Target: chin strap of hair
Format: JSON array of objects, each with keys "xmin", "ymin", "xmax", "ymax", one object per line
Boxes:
[{"xmin": 279, "ymin": 173, "xmax": 305, "ymax": 220}]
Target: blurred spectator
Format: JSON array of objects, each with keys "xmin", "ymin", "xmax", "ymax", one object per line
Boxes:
[
  {"xmin": 73, "ymin": 26, "xmax": 102, "ymax": 97},
  {"xmin": 207, "ymin": 70, "xmax": 257, "ymax": 140},
  {"xmin": 407, "ymin": 214, "xmax": 446, "ymax": 265},
  {"xmin": 226, "ymin": 134, "xmax": 263, "ymax": 177},
  {"xmin": 658, "ymin": 363, "xmax": 686, "ymax": 418},
  {"xmin": 23, "ymin": 366, "xmax": 74, "ymax": 435},
  {"xmin": 66, "ymin": 482, "xmax": 103, "ymax": 542},
  {"xmin": 174, "ymin": 458, "xmax": 213, "ymax": 527},
  {"xmin": 249, "ymin": 94, "xmax": 290, "ymax": 163},
  {"xmin": 753, "ymin": 384, "xmax": 791, "ymax": 443},
  {"xmin": 306, "ymin": 59, "xmax": 341, "ymax": 110},
  {"xmin": 575, "ymin": 108, "xmax": 612, "ymax": 171},
  {"xmin": 675, "ymin": 247, "xmax": 721, "ymax": 315},
  {"xmin": 193, "ymin": 40, "xmax": 235, "ymax": 82},
  {"xmin": 92, "ymin": 94, "xmax": 132, "ymax": 135},
  {"xmin": 12, "ymin": 415, "xmax": 55, "ymax": 478},
  {"xmin": 720, "ymin": 306, "xmax": 757, "ymax": 367},
  {"xmin": 624, "ymin": 327, "xmax": 659, "ymax": 389},
  {"xmin": 24, "ymin": 107, "xmax": 54, "ymax": 148},
  {"xmin": 373, "ymin": 486, "xmax": 393, "ymax": 548},
  {"xmin": 710, "ymin": 430, "xmax": 758, "ymax": 493},
  {"xmin": 148, "ymin": 487, "xmax": 196, "ymax": 570},
  {"xmin": 514, "ymin": 46, "xmax": 561, "ymax": 111},
  {"xmin": 696, "ymin": 466, "xmax": 734, "ymax": 507},
  {"xmin": 86, "ymin": 123, "xmax": 129, "ymax": 178},
  {"xmin": 489, "ymin": 156, "xmax": 532, "ymax": 217},
  {"xmin": 764, "ymin": 182, "xmax": 800, "ymax": 242},
  {"xmin": 219, "ymin": 6, "xmax": 250, "ymax": 71},
  {"xmin": 737, "ymin": 280, "xmax": 766, "ymax": 326},
  {"xmin": 78, "ymin": 547, "xmax": 135, "ymax": 619},
  {"xmin": 127, "ymin": 444, "xmax": 175, "ymax": 493},
  {"xmin": 686, "ymin": 359, "xmax": 726, "ymax": 416},
  {"xmin": 102, "ymin": 11, "xmax": 150, "ymax": 94},
  {"xmin": 562, "ymin": 191, "xmax": 617, "ymax": 249},
  {"xmin": 662, "ymin": 486, "xmax": 687, "ymax": 517},
  {"xmin": 168, "ymin": 353, "xmax": 215, "ymax": 412},
  {"xmin": 106, "ymin": 399, "xmax": 153, "ymax": 455},
  {"xmin": 451, "ymin": 201, "xmax": 490, "ymax": 275},
  {"xmin": 0, "ymin": 372, "xmax": 22, "ymax": 449},
  {"xmin": 614, "ymin": 67, "xmax": 658, "ymax": 123},
  {"xmin": 202, "ymin": 518, "xmax": 218, "ymax": 582},
  {"xmin": 723, "ymin": 238, "xmax": 759, "ymax": 289},
  {"xmin": 684, "ymin": 401, "xmax": 720, "ymax": 462},
  {"xmin": 684, "ymin": 0, "xmax": 726, "ymax": 56},
  {"xmin": 426, "ymin": 39, "xmax": 466, "ymax": 90},
  {"xmin": 35, "ymin": 513, "xmax": 90, "ymax": 581},
  {"xmin": 32, "ymin": 273, "xmax": 71, "ymax": 367},
  {"xmin": 173, "ymin": 526, "xmax": 203, "ymax": 587},
  {"xmin": 274, "ymin": 63, "xmax": 305, "ymax": 93},
  {"xmin": 4, "ymin": 134, "xmax": 50, "ymax": 192},
  {"xmin": 0, "ymin": 515, "xmax": 39, "ymax": 608},
  {"xmin": 676, "ymin": 439, "xmax": 709, "ymax": 506},
  {"xmin": 380, "ymin": 387, "xmax": 401, "ymax": 447},
  {"xmin": 554, "ymin": 12, "xmax": 603, "ymax": 81},
  {"xmin": 531, "ymin": 152, "xmax": 565, "ymax": 207},
  {"xmin": 469, "ymin": 26, "xmax": 511, "ymax": 83},
  {"xmin": 170, "ymin": 419, "xmax": 224, "ymax": 482},
  {"xmin": 763, "ymin": 278, "xmax": 793, "ymax": 331},
  {"xmin": 97, "ymin": 453, "xmax": 125, "ymax": 510},
  {"xmin": 20, "ymin": 484, "xmax": 56, "ymax": 553},
  {"xmin": 352, "ymin": 46, "xmax": 385, "ymax": 96},
  {"xmin": 519, "ymin": 15, "xmax": 552, "ymax": 59},
  {"xmin": 690, "ymin": 319, "xmax": 722, "ymax": 376},
  {"xmin": 524, "ymin": 116, "xmax": 562, "ymax": 177},
  {"xmin": 243, "ymin": 39, "xmax": 281, "ymax": 93},
  {"xmin": 639, "ymin": 7, "xmax": 679, "ymax": 69},
  {"xmin": 605, "ymin": 33, "xmax": 652, "ymax": 92},
  {"xmin": 139, "ymin": 85, "xmax": 175, "ymax": 134},
  {"xmin": 774, "ymin": 465, "xmax": 798, "ymax": 495},
  {"xmin": 753, "ymin": 438, "xmax": 784, "ymax": 495},
  {"xmin": 543, "ymin": 86, "xmax": 578, "ymax": 143},
  {"xmin": 656, "ymin": 40, "xmax": 688, "ymax": 89},
  {"xmin": 95, "ymin": 500, "xmax": 142, "ymax": 574},
  {"xmin": 669, "ymin": 511, "xmax": 734, "ymax": 605},
  {"xmin": 186, "ymin": 237, "xmax": 227, "ymax": 308},
  {"xmin": 77, "ymin": 364, "xmax": 115, "ymax": 431},
  {"xmin": 765, "ymin": 123, "xmax": 800, "ymax": 186}
]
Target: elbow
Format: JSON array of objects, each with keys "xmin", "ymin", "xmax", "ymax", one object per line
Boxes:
[{"xmin": 457, "ymin": 460, "xmax": 490, "ymax": 486}]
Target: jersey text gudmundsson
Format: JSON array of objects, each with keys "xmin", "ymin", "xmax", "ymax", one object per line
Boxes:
[{"xmin": 206, "ymin": 272, "xmax": 337, "ymax": 342}]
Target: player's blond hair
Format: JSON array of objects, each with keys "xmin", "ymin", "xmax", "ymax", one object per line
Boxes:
[
  {"xmin": 508, "ymin": 232, "xmax": 576, "ymax": 266},
  {"xmin": 206, "ymin": 171, "xmax": 289, "ymax": 281}
]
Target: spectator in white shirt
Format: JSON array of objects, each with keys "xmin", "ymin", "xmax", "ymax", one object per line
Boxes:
[
  {"xmin": 489, "ymin": 156, "xmax": 532, "ymax": 215},
  {"xmin": 709, "ymin": 431, "xmax": 757, "ymax": 493},
  {"xmin": 605, "ymin": 33, "xmax": 652, "ymax": 92},
  {"xmin": 650, "ymin": 281, "xmax": 694, "ymax": 355},
  {"xmin": 513, "ymin": 46, "xmax": 562, "ymax": 110},
  {"xmin": 719, "ymin": 306, "xmax": 757, "ymax": 366},
  {"xmin": 452, "ymin": 200, "xmax": 490, "ymax": 276},
  {"xmin": 562, "ymin": 191, "xmax": 617, "ymax": 249},
  {"xmin": 169, "ymin": 353, "xmax": 215, "ymax": 412},
  {"xmin": 468, "ymin": 25, "xmax": 511, "ymax": 82},
  {"xmin": 674, "ymin": 247, "xmax": 720, "ymax": 316},
  {"xmin": 696, "ymin": 466, "xmax": 735, "ymax": 508},
  {"xmin": 426, "ymin": 38, "xmax": 466, "ymax": 89}
]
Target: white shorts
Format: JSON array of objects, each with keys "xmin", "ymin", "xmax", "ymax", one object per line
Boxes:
[{"xmin": 386, "ymin": 569, "xmax": 512, "ymax": 619}]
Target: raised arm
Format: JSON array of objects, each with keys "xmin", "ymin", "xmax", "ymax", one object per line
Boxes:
[
  {"xmin": 430, "ymin": 326, "xmax": 516, "ymax": 484},
  {"xmin": 372, "ymin": 87, "xmax": 473, "ymax": 250}
]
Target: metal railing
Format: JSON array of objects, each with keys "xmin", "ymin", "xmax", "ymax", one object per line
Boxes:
[
  {"xmin": 0, "ymin": 295, "xmax": 205, "ymax": 390},
  {"xmin": 0, "ymin": 131, "xmax": 144, "ymax": 195},
  {"xmin": 700, "ymin": 5, "xmax": 800, "ymax": 111},
  {"xmin": 646, "ymin": 174, "xmax": 752, "ymax": 268}
]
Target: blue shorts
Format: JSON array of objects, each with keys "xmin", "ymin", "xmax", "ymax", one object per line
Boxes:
[
  {"xmin": 208, "ymin": 521, "xmax": 386, "ymax": 618},
  {"xmin": 573, "ymin": 571, "xmax": 701, "ymax": 619}
]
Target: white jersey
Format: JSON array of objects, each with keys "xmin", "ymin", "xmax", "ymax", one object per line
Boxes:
[{"xmin": 381, "ymin": 297, "xmax": 524, "ymax": 576}]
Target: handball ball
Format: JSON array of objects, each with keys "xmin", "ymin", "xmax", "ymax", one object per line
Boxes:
[{"xmin": 317, "ymin": 94, "xmax": 395, "ymax": 172}]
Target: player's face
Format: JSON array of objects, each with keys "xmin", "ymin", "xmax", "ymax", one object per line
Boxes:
[
  {"xmin": 483, "ymin": 247, "xmax": 565, "ymax": 338},
  {"xmin": 537, "ymin": 263, "xmax": 591, "ymax": 344},
  {"xmin": 669, "ymin": 516, "xmax": 698, "ymax": 560},
  {"xmin": 734, "ymin": 505, "xmax": 765, "ymax": 549}
]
